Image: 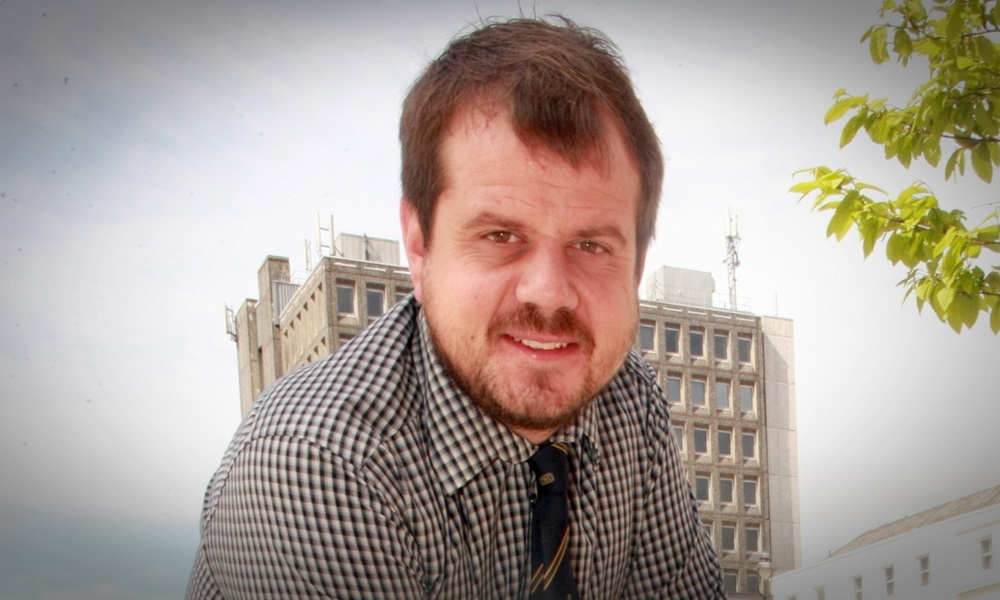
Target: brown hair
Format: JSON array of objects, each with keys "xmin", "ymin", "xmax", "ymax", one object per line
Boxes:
[{"xmin": 400, "ymin": 16, "xmax": 663, "ymax": 264}]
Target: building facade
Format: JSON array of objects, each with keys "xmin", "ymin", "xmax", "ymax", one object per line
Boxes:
[
  {"xmin": 772, "ymin": 485, "xmax": 1000, "ymax": 600},
  {"xmin": 229, "ymin": 238, "xmax": 800, "ymax": 594}
]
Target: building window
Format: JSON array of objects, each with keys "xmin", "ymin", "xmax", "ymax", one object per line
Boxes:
[
  {"xmin": 394, "ymin": 287, "xmax": 412, "ymax": 303},
  {"xmin": 723, "ymin": 572, "xmax": 738, "ymax": 593},
  {"xmin": 743, "ymin": 477, "xmax": 758, "ymax": 507},
  {"xmin": 982, "ymin": 536, "xmax": 993, "ymax": 570},
  {"xmin": 639, "ymin": 320, "xmax": 656, "ymax": 353},
  {"xmin": 746, "ymin": 525, "xmax": 760, "ymax": 553},
  {"xmin": 336, "ymin": 281, "xmax": 356, "ymax": 316},
  {"xmin": 718, "ymin": 429, "xmax": 732, "ymax": 456},
  {"xmin": 738, "ymin": 333, "xmax": 753, "ymax": 363},
  {"xmin": 691, "ymin": 378, "xmax": 707, "ymax": 407},
  {"xmin": 666, "ymin": 376, "xmax": 682, "ymax": 404},
  {"xmin": 815, "ymin": 586, "xmax": 825, "ymax": 600},
  {"xmin": 695, "ymin": 474, "xmax": 710, "ymax": 502},
  {"xmin": 664, "ymin": 324, "xmax": 680, "ymax": 354},
  {"xmin": 720, "ymin": 476, "xmax": 734, "ymax": 503},
  {"xmin": 671, "ymin": 425, "xmax": 685, "ymax": 453},
  {"xmin": 742, "ymin": 431, "xmax": 757, "ymax": 459},
  {"xmin": 852, "ymin": 575, "xmax": 863, "ymax": 600},
  {"xmin": 918, "ymin": 555, "xmax": 930, "ymax": 586},
  {"xmin": 884, "ymin": 565, "xmax": 894, "ymax": 596},
  {"xmin": 739, "ymin": 384, "xmax": 754, "ymax": 412},
  {"xmin": 694, "ymin": 427, "xmax": 709, "ymax": 454},
  {"xmin": 714, "ymin": 331, "xmax": 728, "ymax": 360},
  {"xmin": 690, "ymin": 328, "xmax": 704, "ymax": 357},
  {"xmin": 747, "ymin": 573, "xmax": 760, "ymax": 594},
  {"xmin": 366, "ymin": 285, "xmax": 385, "ymax": 323},
  {"xmin": 721, "ymin": 525, "xmax": 736, "ymax": 551},
  {"xmin": 716, "ymin": 380, "xmax": 731, "ymax": 410}
]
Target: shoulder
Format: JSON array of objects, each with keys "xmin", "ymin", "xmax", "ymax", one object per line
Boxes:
[
  {"xmin": 599, "ymin": 350, "xmax": 670, "ymax": 429},
  {"xmin": 237, "ymin": 296, "xmax": 425, "ymax": 466}
]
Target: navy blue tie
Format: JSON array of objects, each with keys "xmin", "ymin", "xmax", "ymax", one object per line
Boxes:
[{"xmin": 528, "ymin": 443, "xmax": 579, "ymax": 599}]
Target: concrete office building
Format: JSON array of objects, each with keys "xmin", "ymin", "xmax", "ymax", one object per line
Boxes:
[
  {"xmin": 229, "ymin": 236, "xmax": 800, "ymax": 595},
  {"xmin": 772, "ymin": 485, "xmax": 1000, "ymax": 600}
]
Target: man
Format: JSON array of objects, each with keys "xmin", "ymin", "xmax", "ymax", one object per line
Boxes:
[{"xmin": 187, "ymin": 16, "xmax": 725, "ymax": 599}]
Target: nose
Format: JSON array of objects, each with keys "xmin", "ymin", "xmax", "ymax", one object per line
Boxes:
[{"xmin": 514, "ymin": 241, "xmax": 580, "ymax": 315}]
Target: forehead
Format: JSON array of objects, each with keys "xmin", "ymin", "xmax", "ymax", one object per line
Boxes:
[
  {"xmin": 433, "ymin": 108, "xmax": 641, "ymax": 249},
  {"xmin": 440, "ymin": 105, "xmax": 640, "ymax": 200}
]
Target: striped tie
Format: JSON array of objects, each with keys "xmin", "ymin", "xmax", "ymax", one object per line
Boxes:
[{"xmin": 528, "ymin": 443, "xmax": 579, "ymax": 599}]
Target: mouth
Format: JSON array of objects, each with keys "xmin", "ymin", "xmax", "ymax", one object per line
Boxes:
[{"xmin": 513, "ymin": 337, "xmax": 570, "ymax": 351}]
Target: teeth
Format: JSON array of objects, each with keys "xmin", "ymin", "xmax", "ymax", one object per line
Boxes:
[{"xmin": 515, "ymin": 338, "xmax": 568, "ymax": 351}]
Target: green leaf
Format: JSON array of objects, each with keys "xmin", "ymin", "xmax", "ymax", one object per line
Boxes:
[
  {"xmin": 893, "ymin": 26, "xmax": 913, "ymax": 59},
  {"xmin": 956, "ymin": 56, "xmax": 976, "ymax": 70},
  {"xmin": 827, "ymin": 194, "xmax": 858, "ymax": 241},
  {"xmin": 903, "ymin": 0, "xmax": 926, "ymax": 21},
  {"xmin": 936, "ymin": 284, "xmax": 956, "ymax": 311},
  {"xmin": 945, "ymin": 148, "xmax": 965, "ymax": 180},
  {"xmin": 840, "ymin": 113, "xmax": 867, "ymax": 147},
  {"xmin": 886, "ymin": 232, "xmax": 907, "ymax": 264},
  {"xmin": 976, "ymin": 36, "xmax": 996, "ymax": 63},
  {"xmin": 869, "ymin": 26, "xmax": 890, "ymax": 64},
  {"xmin": 972, "ymin": 143, "xmax": 994, "ymax": 183},
  {"xmin": 790, "ymin": 180, "xmax": 821, "ymax": 195},
  {"xmin": 955, "ymin": 293, "xmax": 981, "ymax": 329},
  {"xmin": 932, "ymin": 229, "xmax": 958, "ymax": 258},
  {"xmin": 825, "ymin": 95, "xmax": 868, "ymax": 124},
  {"xmin": 946, "ymin": 7, "xmax": 965, "ymax": 38},
  {"xmin": 859, "ymin": 217, "xmax": 881, "ymax": 257},
  {"xmin": 924, "ymin": 134, "xmax": 942, "ymax": 166},
  {"xmin": 991, "ymin": 303, "xmax": 1000, "ymax": 334},
  {"xmin": 946, "ymin": 305, "xmax": 964, "ymax": 332}
]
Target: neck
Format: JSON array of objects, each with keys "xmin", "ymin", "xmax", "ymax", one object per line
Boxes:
[{"xmin": 513, "ymin": 426, "xmax": 557, "ymax": 446}]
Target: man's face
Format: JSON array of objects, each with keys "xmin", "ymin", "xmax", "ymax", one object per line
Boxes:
[{"xmin": 401, "ymin": 109, "xmax": 643, "ymax": 443}]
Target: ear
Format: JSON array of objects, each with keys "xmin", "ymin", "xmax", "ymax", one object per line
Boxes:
[{"xmin": 400, "ymin": 198, "xmax": 426, "ymax": 303}]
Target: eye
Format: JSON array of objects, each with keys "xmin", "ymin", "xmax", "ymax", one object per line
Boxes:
[
  {"xmin": 486, "ymin": 231, "xmax": 520, "ymax": 243},
  {"xmin": 575, "ymin": 240, "xmax": 608, "ymax": 254}
]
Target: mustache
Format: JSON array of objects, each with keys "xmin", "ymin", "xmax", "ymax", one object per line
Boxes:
[{"xmin": 488, "ymin": 304, "xmax": 595, "ymax": 349}]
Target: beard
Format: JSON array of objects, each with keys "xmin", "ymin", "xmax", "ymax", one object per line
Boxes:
[{"xmin": 428, "ymin": 302, "xmax": 607, "ymax": 432}]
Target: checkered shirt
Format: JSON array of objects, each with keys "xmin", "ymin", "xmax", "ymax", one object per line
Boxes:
[{"xmin": 186, "ymin": 296, "xmax": 725, "ymax": 599}]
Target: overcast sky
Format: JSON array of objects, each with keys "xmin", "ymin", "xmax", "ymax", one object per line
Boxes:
[{"xmin": 2, "ymin": 1, "xmax": 998, "ymax": 598}]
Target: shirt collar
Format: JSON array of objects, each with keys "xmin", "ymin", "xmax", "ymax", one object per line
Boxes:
[{"xmin": 415, "ymin": 309, "xmax": 601, "ymax": 494}]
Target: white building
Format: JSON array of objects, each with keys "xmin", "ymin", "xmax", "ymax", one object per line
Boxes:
[{"xmin": 772, "ymin": 485, "xmax": 1000, "ymax": 600}]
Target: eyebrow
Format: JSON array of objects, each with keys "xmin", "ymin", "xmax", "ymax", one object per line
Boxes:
[
  {"xmin": 575, "ymin": 225, "xmax": 629, "ymax": 247},
  {"xmin": 463, "ymin": 212, "xmax": 524, "ymax": 232},
  {"xmin": 464, "ymin": 212, "xmax": 629, "ymax": 246}
]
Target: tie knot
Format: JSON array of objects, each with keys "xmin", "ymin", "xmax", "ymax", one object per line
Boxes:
[{"xmin": 528, "ymin": 443, "xmax": 570, "ymax": 494}]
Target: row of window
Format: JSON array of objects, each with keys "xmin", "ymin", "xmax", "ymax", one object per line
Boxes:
[
  {"xmin": 663, "ymin": 375, "xmax": 756, "ymax": 413},
  {"xmin": 694, "ymin": 472, "xmax": 759, "ymax": 508},
  {"xmin": 723, "ymin": 570, "xmax": 762, "ymax": 595},
  {"xmin": 786, "ymin": 537, "xmax": 993, "ymax": 600},
  {"xmin": 704, "ymin": 520, "xmax": 763, "ymax": 555},
  {"xmin": 337, "ymin": 280, "xmax": 412, "ymax": 324},
  {"xmin": 673, "ymin": 424, "xmax": 757, "ymax": 461},
  {"xmin": 853, "ymin": 556, "xmax": 929, "ymax": 600},
  {"xmin": 639, "ymin": 321, "xmax": 754, "ymax": 363}
]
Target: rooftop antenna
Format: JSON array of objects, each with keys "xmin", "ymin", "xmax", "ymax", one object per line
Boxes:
[
  {"xmin": 224, "ymin": 303, "xmax": 237, "ymax": 342},
  {"xmin": 725, "ymin": 213, "xmax": 741, "ymax": 311},
  {"xmin": 317, "ymin": 213, "xmax": 336, "ymax": 258}
]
